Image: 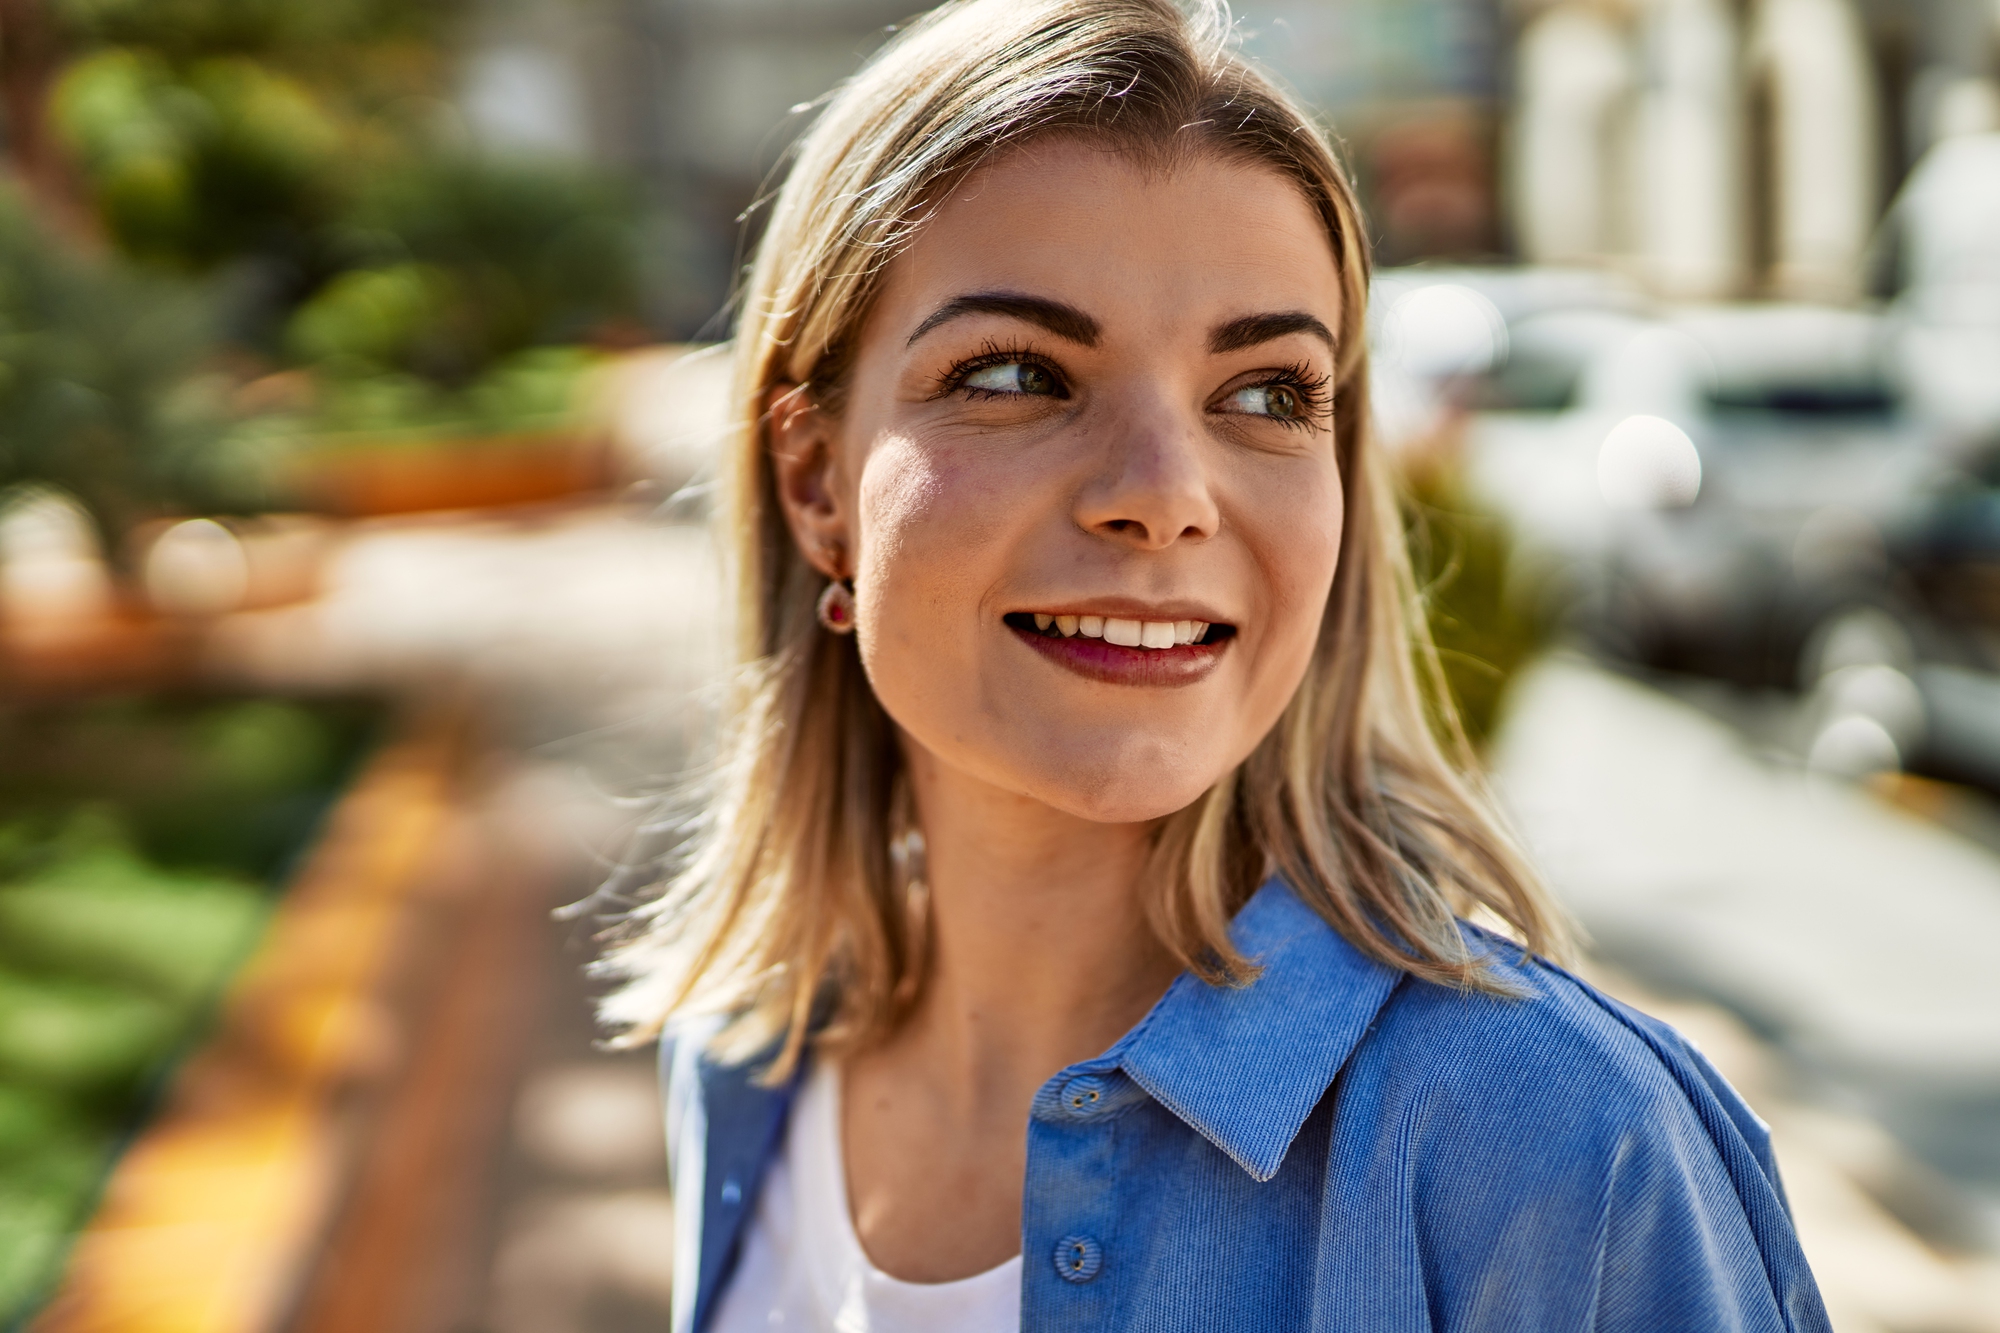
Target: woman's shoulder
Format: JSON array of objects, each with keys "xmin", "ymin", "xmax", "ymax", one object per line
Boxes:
[
  {"xmin": 1320, "ymin": 927, "xmax": 1825, "ymax": 1331},
  {"xmin": 1348, "ymin": 925, "xmax": 1778, "ymax": 1180}
]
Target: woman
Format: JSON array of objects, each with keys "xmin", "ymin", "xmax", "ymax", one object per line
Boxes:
[{"xmin": 599, "ymin": 1, "xmax": 1831, "ymax": 1329}]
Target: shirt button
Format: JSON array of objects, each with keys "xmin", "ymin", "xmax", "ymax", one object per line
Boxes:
[
  {"xmin": 1062, "ymin": 1075, "xmax": 1107, "ymax": 1114},
  {"xmin": 1053, "ymin": 1234, "xmax": 1103, "ymax": 1283}
]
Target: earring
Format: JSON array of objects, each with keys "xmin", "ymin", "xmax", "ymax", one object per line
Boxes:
[{"xmin": 816, "ymin": 579, "xmax": 856, "ymax": 634}]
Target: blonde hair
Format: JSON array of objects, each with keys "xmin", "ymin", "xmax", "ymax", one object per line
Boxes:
[{"xmin": 598, "ymin": 0, "xmax": 1568, "ymax": 1073}]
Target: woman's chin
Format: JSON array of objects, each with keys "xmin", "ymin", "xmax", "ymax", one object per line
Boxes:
[{"xmin": 1025, "ymin": 765, "xmax": 1222, "ymax": 827}]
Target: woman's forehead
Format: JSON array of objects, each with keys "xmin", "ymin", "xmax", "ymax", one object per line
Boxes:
[{"xmin": 872, "ymin": 140, "xmax": 1347, "ymax": 343}]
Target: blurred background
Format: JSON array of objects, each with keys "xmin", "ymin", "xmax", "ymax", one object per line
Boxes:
[{"xmin": 2, "ymin": 0, "xmax": 1999, "ymax": 1328}]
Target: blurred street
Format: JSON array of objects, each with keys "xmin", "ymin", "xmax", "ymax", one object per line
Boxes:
[{"xmin": 205, "ymin": 499, "xmax": 722, "ymax": 1333}]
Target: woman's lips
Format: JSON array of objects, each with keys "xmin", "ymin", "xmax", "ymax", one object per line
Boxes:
[{"xmin": 1008, "ymin": 621, "xmax": 1229, "ymax": 686}]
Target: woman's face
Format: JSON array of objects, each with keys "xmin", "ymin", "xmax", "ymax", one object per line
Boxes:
[{"xmin": 773, "ymin": 140, "xmax": 1348, "ymax": 823}]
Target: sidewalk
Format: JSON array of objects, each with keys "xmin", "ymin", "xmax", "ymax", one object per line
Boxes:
[{"xmin": 202, "ymin": 503, "xmax": 717, "ymax": 1330}]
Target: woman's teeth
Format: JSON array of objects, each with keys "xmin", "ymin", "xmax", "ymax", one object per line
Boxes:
[{"xmin": 1027, "ymin": 614, "xmax": 1210, "ymax": 647}]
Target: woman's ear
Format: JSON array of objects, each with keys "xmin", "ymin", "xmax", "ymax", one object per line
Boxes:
[{"xmin": 767, "ymin": 381, "xmax": 850, "ymax": 579}]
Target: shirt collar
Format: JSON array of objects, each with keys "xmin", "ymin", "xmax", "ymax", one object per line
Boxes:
[{"xmin": 1112, "ymin": 877, "xmax": 1405, "ymax": 1182}]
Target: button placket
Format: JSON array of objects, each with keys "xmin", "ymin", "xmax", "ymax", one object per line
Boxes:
[{"xmin": 1024, "ymin": 1065, "xmax": 1124, "ymax": 1323}]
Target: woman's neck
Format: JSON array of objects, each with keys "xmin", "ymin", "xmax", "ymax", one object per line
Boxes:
[
  {"xmin": 836, "ymin": 741, "xmax": 1184, "ymax": 1282},
  {"xmin": 897, "ymin": 740, "xmax": 1183, "ymax": 1106}
]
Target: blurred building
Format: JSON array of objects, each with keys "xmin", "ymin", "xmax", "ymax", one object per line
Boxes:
[
  {"xmin": 1234, "ymin": 0, "xmax": 1509, "ymax": 263},
  {"xmin": 454, "ymin": 0, "xmax": 2000, "ymax": 325},
  {"xmin": 1510, "ymin": 0, "xmax": 2000, "ymax": 303}
]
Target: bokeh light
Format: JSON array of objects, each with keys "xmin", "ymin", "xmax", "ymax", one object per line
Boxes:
[{"xmin": 1596, "ymin": 414, "xmax": 1703, "ymax": 509}]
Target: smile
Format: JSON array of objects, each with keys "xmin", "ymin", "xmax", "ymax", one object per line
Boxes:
[
  {"xmin": 1009, "ymin": 612, "xmax": 1215, "ymax": 648},
  {"xmin": 1002, "ymin": 611, "xmax": 1236, "ymax": 687}
]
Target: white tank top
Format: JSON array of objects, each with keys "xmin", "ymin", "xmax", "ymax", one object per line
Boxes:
[{"xmin": 707, "ymin": 1061, "xmax": 1023, "ymax": 1333}]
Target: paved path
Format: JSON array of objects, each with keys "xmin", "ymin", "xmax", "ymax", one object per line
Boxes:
[
  {"xmin": 1494, "ymin": 655, "xmax": 2000, "ymax": 1091},
  {"xmin": 203, "ymin": 504, "xmax": 720, "ymax": 1331}
]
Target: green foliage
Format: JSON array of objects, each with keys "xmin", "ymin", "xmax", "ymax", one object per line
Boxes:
[
  {"xmin": 0, "ymin": 968, "xmax": 179, "ymax": 1095},
  {"xmin": 9, "ymin": 0, "xmax": 641, "ymax": 532},
  {"xmin": 306, "ymin": 346, "xmax": 602, "ymax": 442},
  {"xmin": 0, "ymin": 694, "xmax": 382, "ymax": 1325},
  {"xmin": 46, "ymin": 0, "xmax": 460, "ymax": 279},
  {"xmin": 0, "ymin": 1087, "xmax": 101, "ymax": 1318},
  {"xmin": 1405, "ymin": 466, "xmax": 1547, "ymax": 748},
  {"xmin": 0, "ymin": 695, "xmax": 376, "ymax": 880},
  {"xmin": 301, "ymin": 159, "xmax": 642, "ymax": 384},
  {"xmin": 51, "ymin": 0, "xmax": 454, "ymax": 57},
  {"xmin": 197, "ymin": 698, "xmax": 338, "ymax": 791},
  {"xmin": 0, "ymin": 804, "xmax": 254, "ymax": 1322},
  {"xmin": 287, "ymin": 262, "xmax": 453, "ymax": 368},
  {"xmin": 46, "ymin": 0, "xmax": 635, "ymax": 365},
  {"xmin": 265, "ymin": 155, "xmax": 639, "ymax": 443},
  {"xmin": 0, "ymin": 810, "xmax": 266, "ymax": 1006},
  {"xmin": 0, "ymin": 186, "xmax": 225, "ymax": 548},
  {"xmin": 52, "ymin": 49, "xmax": 345, "ymax": 268}
]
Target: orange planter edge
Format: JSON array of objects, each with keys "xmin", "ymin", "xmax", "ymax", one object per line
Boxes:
[
  {"xmin": 29, "ymin": 714, "xmax": 467, "ymax": 1333},
  {"xmin": 288, "ymin": 431, "xmax": 614, "ymax": 518}
]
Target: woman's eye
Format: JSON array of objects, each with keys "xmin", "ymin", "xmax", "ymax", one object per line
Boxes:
[
  {"xmin": 1225, "ymin": 383, "xmax": 1305, "ymax": 419},
  {"xmin": 961, "ymin": 361, "xmax": 1058, "ymax": 396}
]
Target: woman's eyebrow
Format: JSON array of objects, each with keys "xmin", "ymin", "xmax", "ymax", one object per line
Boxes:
[
  {"xmin": 906, "ymin": 292, "xmax": 1101, "ymax": 348},
  {"xmin": 1210, "ymin": 312, "xmax": 1335, "ymax": 354}
]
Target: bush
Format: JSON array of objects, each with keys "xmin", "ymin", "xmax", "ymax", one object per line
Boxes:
[{"xmin": 0, "ymin": 186, "xmax": 225, "ymax": 552}]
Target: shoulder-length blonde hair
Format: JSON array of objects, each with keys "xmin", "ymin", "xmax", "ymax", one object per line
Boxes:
[{"xmin": 599, "ymin": 0, "xmax": 1568, "ymax": 1072}]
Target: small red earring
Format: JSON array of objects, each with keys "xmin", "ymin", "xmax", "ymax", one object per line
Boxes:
[{"xmin": 816, "ymin": 580, "xmax": 856, "ymax": 635}]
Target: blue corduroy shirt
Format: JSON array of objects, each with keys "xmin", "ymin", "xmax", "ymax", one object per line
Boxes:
[{"xmin": 661, "ymin": 878, "xmax": 1831, "ymax": 1332}]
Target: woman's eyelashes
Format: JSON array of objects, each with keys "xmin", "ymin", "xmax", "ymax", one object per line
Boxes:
[
  {"xmin": 935, "ymin": 345, "xmax": 1069, "ymax": 401},
  {"xmin": 1215, "ymin": 364, "xmax": 1333, "ymax": 431}
]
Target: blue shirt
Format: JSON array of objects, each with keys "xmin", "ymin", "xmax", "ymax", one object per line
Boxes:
[{"xmin": 661, "ymin": 878, "xmax": 1831, "ymax": 1331}]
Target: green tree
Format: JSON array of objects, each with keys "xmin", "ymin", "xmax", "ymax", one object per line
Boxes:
[
  {"xmin": 0, "ymin": 186, "xmax": 222, "ymax": 554},
  {"xmin": 45, "ymin": 0, "xmax": 460, "ymax": 277}
]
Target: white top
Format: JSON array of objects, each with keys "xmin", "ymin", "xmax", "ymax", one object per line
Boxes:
[{"xmin": 707, "ymin": 1061, "xmax": 1023, "ymax": 1333}]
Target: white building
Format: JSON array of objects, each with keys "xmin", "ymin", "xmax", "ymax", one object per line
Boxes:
[{"xmin": 1510, "ymin": 0, "xmax": 2000, "ymax": 304}]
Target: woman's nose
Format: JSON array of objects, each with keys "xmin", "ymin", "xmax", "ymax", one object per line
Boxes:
[{"xmin": 1072, "ymin": 392, "xmax": 1220, "ymax": 549}]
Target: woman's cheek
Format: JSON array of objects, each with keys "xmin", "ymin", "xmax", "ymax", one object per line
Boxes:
[
  {"xmin": 855, "ymin": 438, "xmax": 943, "ymax": 607},
  {"xmin": 1248, "ymin": 463, "xmax": 1344, "ymax": 659},
  {"xmin": 855, "ymin": 435, "xmax": 1021, "ymax": 595},
  {"xmin": 853, "ymin": 439, "xmax": 997, "ymax": 692}
]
